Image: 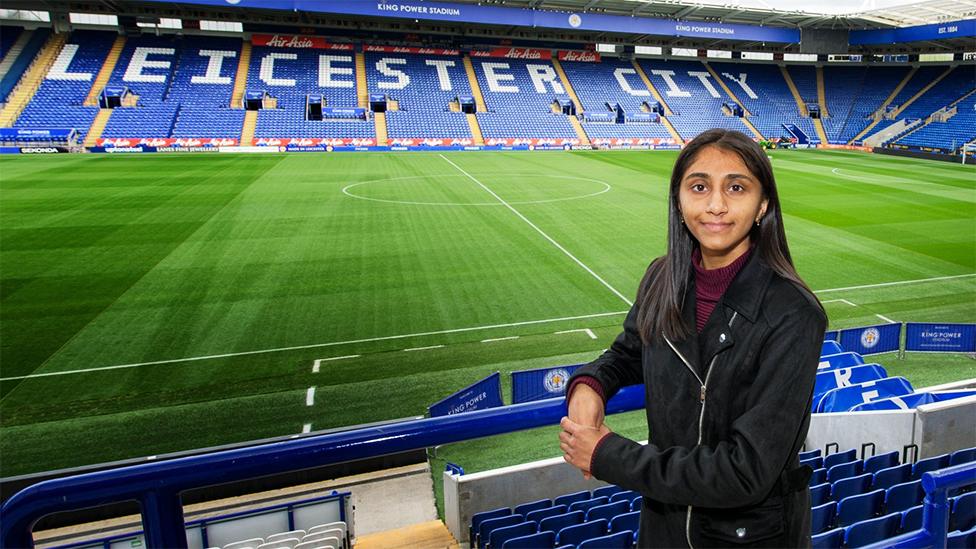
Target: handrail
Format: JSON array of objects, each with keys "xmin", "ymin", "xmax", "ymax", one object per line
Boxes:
[
  {"xmin": 1, "ymin": 386, "xmax": 646, "ymax": 547},
  {"xmin": 862, "ymin": 461, "xmax": 976, "ymax": 549}
]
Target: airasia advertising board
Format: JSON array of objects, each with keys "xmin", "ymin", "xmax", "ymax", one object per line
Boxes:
[
  {"xmin": 470, "ymin": 47, "xmax": 552, "ymax": 60},
  {"xmin": 557, "ymin": 50, "xmax": 600, "ymax": 62},
  {"xmin": 251, "ymin": 34, "xmax": 353, "ymax": 50},
  {"xmin": 363, "ymin": 45, "xmax": 460, "ymax": 55}
]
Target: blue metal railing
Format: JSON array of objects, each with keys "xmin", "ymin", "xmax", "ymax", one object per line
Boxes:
[
  {"xmin": 863, "ymin": 462, "xmax": 976, "ymax": 549},
  {"xmin": 1, "ymin": 386, "xmax": 645, "ymax": 547}
]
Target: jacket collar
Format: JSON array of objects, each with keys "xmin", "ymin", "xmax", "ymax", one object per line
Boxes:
[{"xmin": 717, "ymin": 249, "xmax": 773, "ymax": 324}]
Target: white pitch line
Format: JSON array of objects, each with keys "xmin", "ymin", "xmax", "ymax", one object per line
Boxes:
[
  {"xmin": 876, "ymin": 314, "xmax": 897, "ymax": 324},
  {"xmin": 0, "ymin": 310, "xmax": 627, "ymax": 381},
  {"xmin": 306, "ymin": 387, "xmax": 315, "ymax": 407},
  {"xmin": 814, "ymin": 273, "xmax": 975, "ymax": 294},
  {"xmin": 823, "ymin": 299, "xmax": 857, "ymax": 306},
  {"xmin": 481, "ymin": 336, "xmax": 520, "ymax": 343},
  {"xmin": 5, "ymin": 273, "xmax": 973, "ymax": 382},
  {"xmin": 556, "ymin": 328, "xmax": 598, "ymax": 340},
  {"xmin": 438, "ymin": 154, "xmax": 632, "ymax": 307},
  {"xmin": 403, "ymin": 345, "xmax": 445, "ymax": 352},
  {"xmin": 312, "ymin": 355, "xmax": 360, "ymax": 373},
  {"xmin": 302, "ymin": 423, "xmax": 312, "ymax": 434}
]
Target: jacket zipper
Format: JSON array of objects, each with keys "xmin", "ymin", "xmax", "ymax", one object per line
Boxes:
[{"xmin": 663, "ymin": 311, "xmax": 737, "ymax": 549}]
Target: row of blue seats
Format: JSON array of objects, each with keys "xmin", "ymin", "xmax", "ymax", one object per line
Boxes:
[
  {"xmin": 813, "ymin": 491, "xmax": 974, "ymax": 535},
  {"xmin": 813, "ymin": 512, "xmax": 975, "ymax": 548}
]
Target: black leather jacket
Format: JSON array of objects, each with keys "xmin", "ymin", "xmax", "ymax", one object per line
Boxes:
[{"xmin": 569, "ymin": 253, "xmax": 827, "ymax": 548}]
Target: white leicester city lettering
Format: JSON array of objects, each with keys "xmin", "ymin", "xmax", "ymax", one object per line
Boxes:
[
  {"xmin": 319, "ymin": 55, "xmax": 354, "ymax": 88},
  {"xmin": 818, "ymin": 360, "xmax": 830, "ymax": 370},
  {"xmin": 47, "ymin": 44, "xmax": 92, "ymax": 81},
  {"xmin": 483, "ymin": 62, "xmax": 518, "ymax": 93},
  {"xmin": 376, "ymin": 58, "xmax": 410, "ymax": 90},
  {"xmin": 889, "ymin": 397, "xmax": 910, "ymax": 410},
  {"xmin": 526, "ymin": 64, "xmax": 565, "ymax": 94},
  {"xmin": 191, "ymin": 50, "xmax": 236, "ymax": 84},
  {"xmin": 650, "ymin": 70, "xmax": 690, "ymax": 97},
  {"xmin": 833, "ymin": 368, "xmax": 853, "ymax": 387},
  {"xmin": 688, "ymin": 71, "xmax": 720, "ymax": 98},
  {"xmin": 613, "ymin": 68, "xmax": 650, "ymax": 96},
  {"xmin": 723, "ymin": 72, "xmax": 758, "ymax": 99},
  {"xmin": 123, "ymin": 47, "xmax": 175, "ymax": 83},
  {"xmin": 260, "ymin": 53, "xmax": 297, "ymax": 86},
  {"xmin": 425, "ymin": 59, "xmax": 455, "ymax": 91},
  {"xmin": 860, "ymin": 380, "xmax": 879, "ymax": 403}
]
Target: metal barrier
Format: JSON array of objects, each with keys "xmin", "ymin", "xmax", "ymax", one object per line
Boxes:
[
  {"xmin": 863, "ymin": 462, "xmax": 976, "ymax": 549},
  {"xmin": 1, "ymin": 386, "xmax": 645, "ymax": 547}
]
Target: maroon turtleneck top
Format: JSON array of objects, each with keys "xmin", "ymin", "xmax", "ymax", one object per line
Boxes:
[{"xmin": 692, "ymin": 245, "xmax": 752, "ymax": 333}]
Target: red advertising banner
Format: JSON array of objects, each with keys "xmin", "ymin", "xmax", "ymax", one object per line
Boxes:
[
  {"xmin": 98, "ymin": 138, "xmax": 238, "ymax": 147},
  {"xmin": 363, "ymin": 45, "xmax": 460, "ymax": 56},
  {"xmin": 557, "ymin": 50, "xmax": 601, "ymax": 62},
  {"xmin": 484, "ymin": 138, "xmax": 579, "ymax": 146},
  {"xmin": 252, "ymin": 138, "xmax": 378, "ymax": 147},
  {"xmin": 470, "ymin": 47, "xmax": 552, "ymax": 60},
  {"xmin": 251, "ymin": 34, "xmax": 354, "ymax": 50}
]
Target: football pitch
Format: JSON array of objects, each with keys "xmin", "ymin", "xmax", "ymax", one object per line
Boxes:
[{"xmin": 1, "ymin": 149, "xmax": 974, "ymax": 480}]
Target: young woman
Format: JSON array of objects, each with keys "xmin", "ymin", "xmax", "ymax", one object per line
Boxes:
[{"xmin": 560, "ymin": 129, "xmax": 827, "ymax": 548}]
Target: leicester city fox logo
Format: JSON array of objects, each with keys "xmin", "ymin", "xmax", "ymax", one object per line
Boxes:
[
  {"xmin": 544, "ymin": 369, "xmax": 572, "ymax": 393},
  {"xmin": 860, "ymin": 327, "xmax": 881, "ymax": 349}
]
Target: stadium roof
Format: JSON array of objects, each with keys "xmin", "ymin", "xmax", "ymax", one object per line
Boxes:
[{"xmin": 459, "ymin": 0, "xmax": 976, "ymax": 30}]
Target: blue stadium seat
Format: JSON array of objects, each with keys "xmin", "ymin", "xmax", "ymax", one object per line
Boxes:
[
  {"xmin": 864, "ymin": 451, "xmax": 900, "ymax": 475},
  {"xmin": 609, "ymin": 490, "xmax": 639, "ymax": 504},
  {"xmin": 947, "ymin": 526, "xmax": 976, "ymax": 549},
  {"xmin": 810, "ymin": 468, "xmax": 827, "ymax": 487},
  {"xmin": 873, "ymin": 463, "xmax": 912, "ymax": 491},
  {"xmin": 479, "ymin": 514, "xmax": 524, "ymax": 549},
  {"xmin": 800, "ymin": 449, "xmax": 823, "ymax": 461},
  {"xmin": 568, "ymin": 496, "xmax": 609, "ymax": 514},
  {"xmin": 801, "ymin": 456, "xmax": 824, "ymax": 470},
  {"xmin": 817, "ymin": 377, "xmax": 914, "ymax": 413},
  {"xmin": 526, "ymin": 504, "xmax": 568, "ymax": 525},
  {"xmin": 555, "ymin": 519, "xmax": 609, "ymax": 548},
  {"xmin": 824, "ymin": 449, "xmax": 858, "ymax": 470},
  {"xmin": 828, "ymin": 460, "xmax": 863, "ymax": 483},
  {"xmin": 514, "ymin": 499, "xmax": 550, "ymax": 517},
  {"xmin": 501, "ymin": 530, "xmax": 554, "ymax": 549},
  {"xmin": 822, "ymin": 340, "xmax": 843, "ymax": 355},
  {"xmin": 811, "ymin": 527, "xmax": 844, "ymax": 549},
  {"xmin": 950, "ymin": 447, "xmax": 976, "ymax": 466},
  {"xmin": 818, "ymin": 352, "xmax": 865, "ymax": 371},
  {"xmin": 913, "ymin": 454, "xmax": 951, "ymax": 480},
  {"xmin": 844, "ymin": 512, "xmax": 900, "ymax": 548},
  {"xmin": 538, "ymin": 511, "xmax": 584, "ymax": 537},
  {"xmin": 811, "ymin": 501, "xmax": 836, "ymax": 535},
  {"xmin": 885, "ymin": 480, "xmax": 924, "ymax": 514},
  {"xmin": 471, "ymin": 507, "xmax": 510, "ymax": 548},
  {"xmin": 813, "ymin": 364, "xmax": 889, "ymax": 412},
  {"xmin": 832, "ymin": 474, "xmax": 873, "ymax": 502},
  {"xmin": 585, "ymin": 500, "xmax": 629, "ymax": 523},
  {"xmin": 811, "ymin": 483, "xmax": 831, "ymax": 507},
  {"xmin": 631, "ymin": 496, "xmax": 642, "ymax": 511},
  {"xmin": 577, "ymin": 529, "xmax": 632, "ymax": 549},
  {"xmin": 950, "ymin": 493, "xmax": 976, "ymax": 532},
  {"xmin": 554, "ymin": 490, "xmax": 590, "ymax": 508},
  {"xmin": 609, "ymin": 510, "xmax": 640, "ymax": 536},
  {"xmin": 592, "ymin": 485, "xmax": 624, "ymax": 500},
  {"xmin": 837, "ymin": 489, "xmax": 884, "ymax": 527},
  {"xmin": 489, "ymin": 521, "xmax": 536, "ymax": 549},
  {"xmin": 901, "ymin": 505, "xmax": 923, "ymax": 533}
]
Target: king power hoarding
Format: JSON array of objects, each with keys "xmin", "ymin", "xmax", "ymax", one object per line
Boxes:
[
  {"xmin": 428, "ymin": 372, "xmax": 504, "ymax": 417},
  {"xmin": 143, "ymin": 0, "xmax": 799, "ymax": 43},
  {"xmin": 905, "ymin": 323, "xmax": 976, "ymax": 353}
]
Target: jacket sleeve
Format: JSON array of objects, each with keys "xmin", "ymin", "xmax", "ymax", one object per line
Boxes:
[
  {"xmin": 590, "ymin": 304, "xmax": 827, "ymax": 508},
  {"xmin": 566, "ymin": 299, "xmax": 644, "ymax": 403}
]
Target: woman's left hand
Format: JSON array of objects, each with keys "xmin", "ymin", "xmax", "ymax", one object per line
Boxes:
[{"xmin": 560, "ymin": 416, "xmax": 612, "ymax": 475}]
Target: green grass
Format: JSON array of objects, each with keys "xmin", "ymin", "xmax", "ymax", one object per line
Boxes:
[{"xmin": 0, "ymin": 149, "xmax": 974, "ymax": 480}]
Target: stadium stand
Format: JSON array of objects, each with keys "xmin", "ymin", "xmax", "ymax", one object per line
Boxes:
[
  {"xmin": 466, "ymin": 447, "xmax": 975, "ymax": 548},
  {"xmin": 471, "ymin": 56, "xmax": 579, "ymax": 142},
  {"xmin": 711, "ymin": 61, "xmax": 818, "ymax": 142}
]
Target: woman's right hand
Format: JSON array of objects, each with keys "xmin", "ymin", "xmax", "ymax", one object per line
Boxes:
[{"xmin": 566, "ymin": 383, "xmax": 605, "ymax": 479}]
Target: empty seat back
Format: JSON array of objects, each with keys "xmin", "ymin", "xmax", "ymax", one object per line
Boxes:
[
  {"xmin": 913, "ymin": 453, "xmax": 951, "ymax": 480},
  {"xmin": 585, "ymin": 500, "xmax": 630, "ymax": 523},
  {"xmin": 525, "ymin": 504, "xmax": 567, "ymax": 524},
  {"xmin": 513, "ymin": 499, "xmax": 550, "ymax": 517},
  {"xmin": 501, "ymin": 530, "xmax": 554, "ymax": 549},
  {"xmin": 886, "ymin": 480, "xmax": 924, "ymax": 514},
  {"xmin": 832, "ymin": 473, "xmax": 873, "ymax": 502},
  {"xmin": 873, "ymin": 463, "xmax": 912, "ymax": 491},
  {"xmin": 811, "ymin": 501, "xmax": 836, "ymax": 535},
  {"xmin": 843, "ymin": 512, "xmax": 900, "ymax": 547},
  {"xmin": 489, "ymin": 521, "xmax": 537, "ymax": 549},
  {"xmin": 554, "ymin": 490, "xmax": 590, "ymax": 508},
  {"xmin": 837, "ymin": 489, "xmax": 884, "ymax": 527},
  {"xmin": 555, "ymin": 518, "xmax": 609, "ymax": 547},
  {"xmin": 864, "ymin": 451, "xmax": 899, "ymax": 474},
  {"xmin": 824, "ymin": 449, "xmax": 857, "ymax": 470},
  {"xmin": 539, "ymin": 510, "xmax": 584, "ymax": 537},
  {"xmin": 578, "ymin": 529, "xmax": 633, "ymax": 549}
]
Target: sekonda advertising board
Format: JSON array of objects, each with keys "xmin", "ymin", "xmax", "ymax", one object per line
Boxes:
[{"xmin": 470, "ymin": 47, "xmax": 552, "ymax": 60}]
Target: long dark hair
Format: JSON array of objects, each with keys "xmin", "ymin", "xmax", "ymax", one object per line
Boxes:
[{"xmin": 635, "ymin": 128, "xmax": 822, "ymax": 344}]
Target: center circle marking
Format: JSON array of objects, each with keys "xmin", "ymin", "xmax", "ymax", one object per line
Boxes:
[{"xmin": 341, "ymin": 174, "xmax": 612, "ymax": 206}]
